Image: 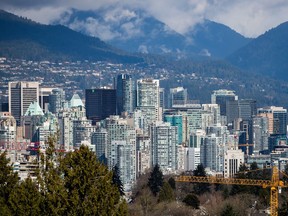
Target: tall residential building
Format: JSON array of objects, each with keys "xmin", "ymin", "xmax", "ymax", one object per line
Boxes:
[
  {"xmin": 226, "ymin": 99, "xmax": 257, "ymax": 125},
  {"xmin": 73, "ymin": 117, "xmax": 96, "ymax": 148},
  {"xmin": 0, "ymin": 112, "xmax": 16, "ymax": 149},
  {"xmin": 49, "ymin": 88, "xmax": 65, "ymax": 114},
  {"xmin": 200, "ymin": 134, "xmax": 224, "ymax": 172},
  {"xmin": 159, "ymin": 88, "xmax": 165, "ymax": 109},
  {"xmin": 116, "ymin": 74, "xmax": 135, "ymax": 115},
  {"xmin": 136, "ymin": 79, "xmax": 160, "ymax": 123},
  {"xmin": 238, "ymin": 99, "xmax": 257, "ymax": 120},
  {"xmin": 185, "ymin": 130, "xmax": 205, "ymax": 171},
  {"xmin": 58, "ymin": 106, "xmax": 86, "ymax": 151},
  {"xmin": 164, "ymin": 114, "xmax": 183, "ymax": 144},
  {"xmin": 32, "ymin": 113, "xmax": 58, "ymax": 148},
  {"xmin": 168, "ymin": 87, "xmax": 188, "ymax": 108},
  {"xmin": 163, "ymin": 109, "xmax": 189, "ymax": 144},
  {"xmin": 211, "ymin": 89, "xmax": 237, "ymax": 124},
  {"xmin": 39, "ymin": 87, "xmax": 55, "ymax": 113},
  {"xmin": 104, "ymin": 116, "xmax": 136, "ymax": 191},
  {"xmin": 136, "ymin": 134, "xmax": 151, "ymax": 176},
  {"xmin": 202, "ymin": 104, "xmax": 221, "ymax": 125},
  {"xmin": 85, "ymin": 89, "xmax": 116, "ymax": 124},
  {"xmin": 91, "ymin": 128, "xmax": 108, "ymax": 164},
  {"xmin": 201, "ymin": 124, "xmax": 229, "ymax": 172},
  {"xmin": 253, "ymin": 116, "xmax": 269, "ymax": 153},
  {"xmin": 186, "ymin": 108, "xmax": 203, "ymax": 134},
  {"xmin": 258, "ymin": 106, "xmax": 287, "ymax": 135},
  {"xmin": 9, "ymin": 81, "xmax": 39, "ymax": 125},
  {"xmin": 150, "ymin": 121, "xmax": 178, "ymax": 173}
]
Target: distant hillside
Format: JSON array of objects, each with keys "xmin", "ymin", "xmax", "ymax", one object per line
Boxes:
[
  {"xmin": 53, "ymin": 8, "xmax": 251, "ymax": 59},
  {"xmin": 0, "ymin": 10, "xmax": 142, "ymax": 63},
  {"xmin": 185, "ymin": 20, "xmax": 252, "ymax": 58},
  {"xmin": 228, "ymin": 21, "xmax": 288, "ymax": 80},
  {"xmin": 53, "ymin": 8, "xmax": 200, "ymax": 56}
]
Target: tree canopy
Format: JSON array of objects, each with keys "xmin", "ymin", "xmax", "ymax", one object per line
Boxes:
[
  {"xmin": 158, "ymin": 181, "xmax": 174, "ymax": 202},
  {"xmin": 112, "ymin": 165, "xmax": 125, "ymax": 196},
  {"xmin": 193, "ymin": 164, "xmax": 210, "ymax": 195},
  {"xmin": 148, "ymin": 164, "xmax": 163, "ymax": 196},
  {"xmin": 0, "ymin": 137, "xmax": 127, "ymax": 215},
  {"xmin": 182, "ymin": 194, "xmax": 200, "ymax": 209}
]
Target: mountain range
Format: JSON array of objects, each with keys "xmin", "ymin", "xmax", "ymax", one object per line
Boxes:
[
  {"xmin": 228, "ymin": 21, "xmax": 288, "ymax": 80},
  {"xmin": 53, "ymin": 7, "xmax": 288, "ymax": 81},
  {"xmin": 1, "ymin": 8, "xmax": 288, "ymax": 83},
  {"xmin": 54, "ymin": 8, "xmax": 251, "ymax": 58},
  {"xmin": 0, "ymin": 9, "xmax": 141, "ymax": 63},
  {"xmin": 1, "ymin": 9, "xmax": 288, "ymax": 107}
]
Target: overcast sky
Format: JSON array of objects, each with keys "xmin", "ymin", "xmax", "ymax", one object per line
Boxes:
[{"xmin": 1, "ymin": 0, "xmax": 287, "ymax": 37}]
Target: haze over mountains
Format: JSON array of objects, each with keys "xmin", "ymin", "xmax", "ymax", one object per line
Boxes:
[{"xmin": 53, "ymin": 8, "xmax": 252, "ymax": 58}]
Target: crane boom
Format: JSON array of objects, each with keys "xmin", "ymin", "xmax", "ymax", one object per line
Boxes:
[
  {"xmin": 176, "ymin": 166, "xmax": 286, "ymax": 216},
  {"xmin": 176, "ymin": 175, "xmax": 271, "ymax": 187}
]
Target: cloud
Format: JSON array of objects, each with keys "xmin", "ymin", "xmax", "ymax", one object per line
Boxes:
[
  {"xmin": 54, "ymin": 6, "xmax": 145, "ymax": 41},
  {"xmin": 204, "ymin": 0, "xmax": 288, "ymax": 37},
  {"xmin": 0, "ymin": 0, "xmax": 288, "ymax": 37}
]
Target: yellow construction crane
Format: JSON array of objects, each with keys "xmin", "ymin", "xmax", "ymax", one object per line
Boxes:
[{"xmin": 176, "ymin": 166, "xmax": 288, "ymax": 216}]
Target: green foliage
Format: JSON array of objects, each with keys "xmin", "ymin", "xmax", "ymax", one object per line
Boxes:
[
  {"xmin": 112, "ymin": 165, "xmax": 125, "ymax": 196},
  {"xmin": 193, "ymin": 164, "xmax": 210, "ymax": 195},
  {"xmin": 8, "ymin": 178, "xmax": 43, "ymax": 216},
  {"xmin": 36, "ymin": 134, "xmax": 68, "ymax": 216},
  {"xmin": 220, "ymin": 204, "xmax": 238, "ymax": 216},
  {"xmin": 0, "ymin": 134, "xmax": 127, "ymax": 215},
  {"xmin": 59, "ymin": 145, "xmax": 126, "ymax": 215},
  {"xmin": 228, "ymin": 21, "xmax": 288, "ymax": 81},
  {"xmin": 148, "ymin": 164, "xmax": 163, "ymax": 196},
  {"xmin": 168, "ymin": 177, "xmax": 176, "ymax": 190},
  {"xmin": 0, "ymin": 10, "xmax": 142, "ymax": 63},
  {"xmin": 182, "ymin": 194, "xmax": 200, "ymax": 209},
  {"xmin": 0, "ymin": 151, "xmax": 19, "ymax": 214},
  {"xmin": 158, "ymin": 182, "xmax": 175, "ymax": 202}
]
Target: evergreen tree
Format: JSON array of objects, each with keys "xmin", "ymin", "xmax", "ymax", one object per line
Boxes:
[
  {"xmin": 37, "ymin": 134, "xmax": 68, "ymax": 215},
  {"xmin": 148, "ymin": 164, "xmax": 163, "ymax": 196},
  {"xmin": 0, "ymin": 136, "xmax": 127, "ymax": 215},
  {"xmin": 182, "ymin": 194, "xmax": 200, "ymax": 209},
  {"xmin": 168, "ymin": 177, "xmax": 176, "ymax": 190},
  {"xmin": 59, "ymin": 145, "xmax": 127, "ymax": 215},
  {"xmin": 193, "ymin": 164, "xmax": 210, "ymax": 195},
  {"xmin": 8, "ymin": 177, "xmax": 43, "ymax": 216},
  {"xmin": 0, "ymin": 151, "xmax": 19, "ymax": 215},
  {"xmin": 158, "ymin": 181, "xmax": 174, "ymax": 202},
  {"xmin": 112, "ymin": 164, "xmax": 125, "ymax": 196}
]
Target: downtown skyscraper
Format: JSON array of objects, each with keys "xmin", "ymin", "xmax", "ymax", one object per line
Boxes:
[
  {"xmin": 8, "ymin": 81, "xmax": 39, "ymax": 125},
  {"xmin": 136, "ymin": 79, "xmax": 160, "ymax": 125},
  {"xmin": 116, "ymin": 74, "xmax": 135, "ymax": 115}
]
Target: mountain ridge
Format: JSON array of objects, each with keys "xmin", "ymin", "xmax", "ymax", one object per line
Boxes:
[
  {"xmin": 0, "ymin": 9, "xmax": 142, "ymax": 63},
  {"xmin": 53, "ymin": 8, "xmax": 251, "ymax": 58},
  {"xmin": 227, "ymin": 21, "xmax": 288, "ymax": 80}
]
